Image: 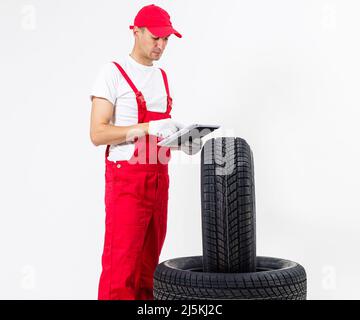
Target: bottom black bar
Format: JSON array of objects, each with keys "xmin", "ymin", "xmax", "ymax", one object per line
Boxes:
[{"xmin": 0, "ymin": 300, "xmax": 349, "ymax": 319}]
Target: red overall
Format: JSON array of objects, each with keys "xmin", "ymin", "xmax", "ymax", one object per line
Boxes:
[{"xmin": 98, "ymin": 62, "xmax": 172, "ymax": 300}]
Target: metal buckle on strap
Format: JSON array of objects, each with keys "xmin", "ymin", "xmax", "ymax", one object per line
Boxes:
[
  {"xmin": 136, "ymin": 91, "xmax": 145, "ymax": 104},
  {"xmin": 167, "ymin": 96, "xmax": 173, "ymax": 111}
]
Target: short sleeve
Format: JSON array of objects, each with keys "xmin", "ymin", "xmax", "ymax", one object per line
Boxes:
[{"xmin": 89, "ymin": 62, "xmax": 118, "ymax": 104}]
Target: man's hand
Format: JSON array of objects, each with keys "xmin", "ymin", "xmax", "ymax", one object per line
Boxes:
[
  {"xmin": 166, "ymin": 121, "xmax": 203, "ymax": 155},
  {"xmin": 149, "ymin": 118, "xmax": 182, "ymax": 138}
]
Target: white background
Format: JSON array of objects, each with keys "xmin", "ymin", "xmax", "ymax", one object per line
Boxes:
[{"xmin": 0, "ymin": 0, "xmax": 359, "ymax": 299}]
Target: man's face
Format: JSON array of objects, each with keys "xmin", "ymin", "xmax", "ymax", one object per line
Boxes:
[{"xmin": 134, "ymin": 27, "xmax": 169, "ymax": 61}]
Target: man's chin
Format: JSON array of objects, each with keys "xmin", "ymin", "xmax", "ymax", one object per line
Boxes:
[{"xmin": 151, "ymin": 53, "xmax": 162, "ymax": 61}]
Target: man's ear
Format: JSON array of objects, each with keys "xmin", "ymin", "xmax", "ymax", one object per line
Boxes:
[{"xmin": 132, "ymin": 26, "xmax": 141, "ymax": 38}]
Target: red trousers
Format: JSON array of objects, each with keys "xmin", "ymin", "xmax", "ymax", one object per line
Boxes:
[{"xmin": 98, "ymin": 161, "xmax": 169, "ymax": 300}]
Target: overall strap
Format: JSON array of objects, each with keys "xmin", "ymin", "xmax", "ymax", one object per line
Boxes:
[
  {"xmin": 112, "ymin": 61, "xmax": 147, "ymax": 123},
  {"xmin": 106, "ymin": 62, "xmax": 144, "ymax": 161},
  {"xmin": 112, "ymin": 61, "xmax": 139, "ymax": 94},
  {"xmin": 159, "ymin": 68, "xmax": 170, "ymax": 97}
]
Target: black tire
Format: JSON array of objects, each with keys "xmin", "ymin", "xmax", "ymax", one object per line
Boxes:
[
  {"xmin": 201, "ymin": 137, "xmax": 256, "ymax": 273},
  {"xmin": 153, "ymin": 256, "xmax": 307, "ymax": 300}
]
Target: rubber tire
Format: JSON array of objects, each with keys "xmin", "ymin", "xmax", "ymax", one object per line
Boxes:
[
  {"xmin": 201, "ymin": 137, "xmax": 256, "ymax": 273},
  {"xmin": 153, "ymin": 256, "xmax": 307, "ymax": 300}
]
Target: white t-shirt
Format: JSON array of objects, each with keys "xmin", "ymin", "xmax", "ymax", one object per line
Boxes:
[{"xmin": 90, "ymin": 55, "xmax": 169, "ymax": 161}]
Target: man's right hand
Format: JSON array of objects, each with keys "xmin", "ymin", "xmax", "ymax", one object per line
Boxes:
[{"xmin": 148, "ymin": 118, "xmax": 182, "ymax": 139}]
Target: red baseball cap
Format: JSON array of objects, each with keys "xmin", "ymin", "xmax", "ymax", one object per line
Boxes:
[{"xmin": 130, "ymin": 4, "xmax": 182, "ymax": 38}]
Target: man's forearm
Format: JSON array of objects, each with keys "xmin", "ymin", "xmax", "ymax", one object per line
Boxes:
[{"xmin": 91, "ymin": 123, "xmax": 149, "ymax": 146}]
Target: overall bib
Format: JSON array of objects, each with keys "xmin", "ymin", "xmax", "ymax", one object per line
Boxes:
[{"xmin": 98, "ymin": 61, "xmax": 172, "ymax": 300}]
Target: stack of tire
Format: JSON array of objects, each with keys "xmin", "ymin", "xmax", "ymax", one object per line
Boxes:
[{"xmin": 154, "ymin": 137, "xmax": 307, "ymax": 300}]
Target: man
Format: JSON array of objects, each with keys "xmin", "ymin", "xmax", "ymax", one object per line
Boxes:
[{"xmin": 90, "ymin": 4, "xmax": 200, "ymax": 300}]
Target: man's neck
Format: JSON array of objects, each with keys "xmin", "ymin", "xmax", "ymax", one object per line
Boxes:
[{"xmin": 129, "ymin": 50, "xmax": 153, "ymax": 66}]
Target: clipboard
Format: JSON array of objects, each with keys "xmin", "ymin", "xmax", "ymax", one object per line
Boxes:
[{"xmin": 157, "ymin": 124, "xmax": 220, "ymax": 147}]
